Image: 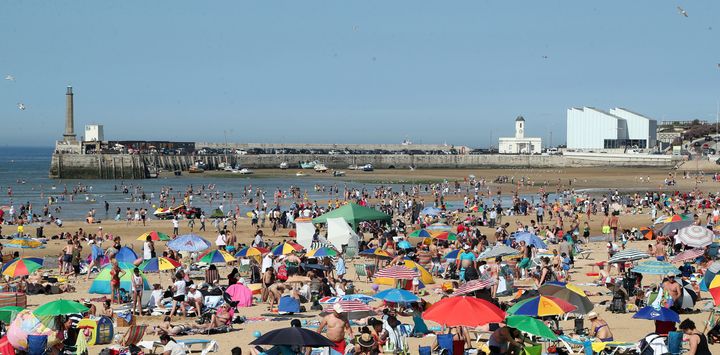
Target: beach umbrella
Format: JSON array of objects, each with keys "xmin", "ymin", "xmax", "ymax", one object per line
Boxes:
[
  {"xmin": 671, "ymin": 248, "xmax": 704, "ymax": 263},
  {"xmin": 538, "ymin": 282, "xmax": 594, "ymax": 314},
  {"xmin": 322, "ymin": 300, "xmax": 374, "ymax": 319},
  {"xmin": 423, "ymin": 296, "xmax": 506, "ymax": 327},
  {"xmin": 398, "ymin": 259, "xmax": 434, "ymax": 284},
  {"xmin": 137, "ymin": 231, "xmax": 171, "ymax": 241},
  {"xmin": 0, "ymin": 306, "xmax": 23, "ymax": 324},
  {"xmin": 359, "ymin": 248, "xmax": 393, "ymax": 259},
  {"xmin": 271, "ymin": 242, "xmax": 304, "ymax": 256},
  {"xmin": 676, "ymin": 226, "xmax": 713, "ymax": 248},
  {"xmin": 657, "ymin": 220, "xmax": 693, "ymax": 235},
  {"xmin": 374, "ymin": 265, "xmax": 418, "ymax": 280},
  {"xmin": 420, "ymin": 207, "xmax": 442, "ymax": 216},
  {"xmin": 374, "ymin": 288, "xmax": 420, "ymax": 303},
  {"xmin": 514, "ymin": 232, "xmax": 547, "ymax": 249},
  {"xmin": 630, "ymin": 260, "xmax": 680, "ymax": 276},
  {"xmin": 397, "ymin": 240, "xmax": 412, "ymax": 249},
  {"xmin": 114, "ymin": 246, "xmax": 139, "ymax": 264},
  {"xmin": 139, "ymin": 257, "xmax": 181, "ymax": 272},
  {"xmin": 505, "ymin": 315, "xmax": 558, "ymax": 340},
  {"xmin": 167, "ymin": 234, "xmax": 211, "ymax": 252},
  {"xmin": 1, "ymin": 257, "xmax": 43, "ymax": 278},
  {"xmin": 444, "ymin": 250, "xmax": 460, "ymax": 260},
  {"xmin": 408, "ymin": 229, "xmax": 434, "ymax": 238},
  {"xmin": 507, "ymin": 295, "xmax": 577, "ymax": 317},
  {"xmin": 632, "ymin": 306, "xmax": 680, "ymax": 323},
  {"xmin": 608, "ymin": 249, "xmax": 650, "ymax": 264},
  {"xmin": 33, "ymin": 300, "xmax": 88, "ymax": 317},
  {"xmin": 306, "ymin": 247, "xmax": 338, "ymax": 258},
  {"xmin": 234, "ymin": 246, "xmax": 269, "ymax": 258},
  {"xmin": 4, "ymin": 239, "xmax": 44, "ymax": 249},
  {"xmin": 432, "ymin": 232, "xmax": 458, "ymax": 241},
  {"xmin": 701, "ymin": 262, "xmax": 720, "ymax": 291},
  {"xmin": 660, "ymin": 214, "xmax": 692, "ymax": 223},
  {"xmin": 197, "ymin": 250, "xmax": 235, "ymax": 264},
  {"xmin": 426, "ymin": 223, "xmax": 452, "ymax": 232},
  {"xmin": 477, "ymin": 245, "xmax": 520, "ymax": 260},
  {"xmin": 7, "ymin": 310, "xmax": 58, "ymax": 352},
  {"xmin": 706, "ymin": 274, "xmax": 720, "ymax": 306},
  {"xmin": 451, "ymin": 278, "xmax": 496, "ymax": 296},
  {"xmin": 319, "ymin": 294, "xmax": 376, "ymax": 304},
  {"xmin": 639, "ymin": 227, "xmax": 655, "ymax": 240},
  {"xmin": 250, "ymin": 327, "xmax": 335, "ymax": 347},
  {"xmin": 89, "ymin": 265, "xmax": 150, "ymax": 294}
]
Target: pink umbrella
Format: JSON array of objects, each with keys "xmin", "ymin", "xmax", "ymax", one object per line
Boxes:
[
  {"xmin": 226, "ymin": 283, "xmax": 253, "ymax": 308},
  {"xmin": 373, "ymin": 265, "xmax": 419, "ymax": 280},
  {"xmin": 672, "ymin": 248, "xmax": 705, "ymax": 263},
  {"xmin": 322, "ymin": 300, "xmax": 372, "ymax": 313}
]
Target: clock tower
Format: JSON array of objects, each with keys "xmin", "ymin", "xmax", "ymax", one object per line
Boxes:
[{"xmin": 515, "ymin": 116, "xmax": 525, "ymax": 139}]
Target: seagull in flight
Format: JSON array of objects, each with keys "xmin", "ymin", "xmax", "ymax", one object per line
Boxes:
[
  {"xmin": 677, "ymin": 6, "xmax": 688, "ymax": 17},
  {"xmin": 17, "ymin": 103, "xmax": 25, "ymax": 111},
  {"xmin": 4, "ymin": 74, "xmax": 14, "ymax": 81}
]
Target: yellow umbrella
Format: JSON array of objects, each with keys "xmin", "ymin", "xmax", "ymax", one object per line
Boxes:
[{"xmin": 375, "ymin": 259, "xmax": 435, "ymax": 286}]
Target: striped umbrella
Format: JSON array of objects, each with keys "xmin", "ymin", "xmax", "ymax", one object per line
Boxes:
[
  {"xmin": 608, "ymin": 249, "xmax": 650, "ymax": 264},
  {"xmin": 198, "ymin": 250, "xmax": 235, "ymax": 264},
  {"xmin": 306, "ymin": 247, "xmax": 338, "ymax": 258},
  {"xmin": 432, "ymin": 232, "xmax": 458, "ymax": 241},
  {"xmin": 271, "ymin": 242, "xmax": 304, "ymax": 256},
  {"xmin": 676, "ymin": 226, "xmax": 713, "ymax": 248},
  {"xmin": 167, "ymin": 234, "xmax": 211, "ymax": 252},
  {"xmin": 639, "ymin": 227, "xmax": 655, "ymax": 240},
  {"xmin": 359, "ymin": 248, "xmax": 393, "ymax": 259},
  {"xmin": 477, "ymin": 245, "xmax": 520, "ymax": 260},
  {"xmin": 671, "ymin": 248, "xmax": 705, "ymax": 263},
  {"xmin": 234, "ymin": 246, "xmax": 270, "ymax": 258},
  {"xmin": 322, "ymin": 300, "xmax": 372, "ymax": 313},
  {"xmin": 631, "ymin": 260, "xmax": 681, "ymax": 276},
  {"xmin": 373, "ymin": 265, "xmax": 418, "ymax": 280},
  {"xmin": 661, "ymin": 214, "xmax": 692, "ymax": 223},
  {"xmin": 425, "ymin": 223, "xmax": 452, "ymax": 232},
  {"xmin": 1, "ymin": 257, "xmax": 43, "ymax": 277},
  {"xmin": 538, "ymin": 282, "xmax": 593, "ymax": 314},
  {"xmin": 408, "ymin": 229, "xmax": 434, "ymax": 238},
  {"xmin": 507, "ymin": 295, "xmax": 577, "ymax": 317},
  {"xmin": 137, "ymin": 231, "xmax": 171, "ymax": 241},
  {"xmin": 319, "ymin": 294, "xmax": 376, "ymax": 304},
  {"xmin": 140, "ymin": 257, "xmax": 181, "ymax": 272},
  {"xmin": 451, "ymin": 278, "xmax": 496, "ymax": 296}
]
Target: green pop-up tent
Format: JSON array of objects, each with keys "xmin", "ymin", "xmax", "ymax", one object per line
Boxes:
[{"xmin": 312, "ymin": 203, "xmax": 391, "ymax": 230}]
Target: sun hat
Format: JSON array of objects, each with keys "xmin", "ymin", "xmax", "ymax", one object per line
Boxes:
[
  {"xmin": 587, "ymin": 311, "xmax": 598, "ymax": 320},
  {"xmin": 358, "ymin": 333, "xmax": 376, "ymax": 348},
  {"xmin": 666, "ymin": 272, "xmax": 676, "ymax": 278}
]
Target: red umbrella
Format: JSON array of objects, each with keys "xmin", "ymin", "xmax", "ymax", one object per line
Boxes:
[
  {"xmin": 451, "ymin": 278, "xmax": 496, "ymax": 297},
  {"xmin": 672, "ymin": 248, "xmax": 704, "ymax": 263},
  {"xmin": 423, "ymin": 296, "xmax": 506, "ymax": 327},
  {"xmin": 374, "ymin": 265, "xmax": 419, "ymax": 280}
]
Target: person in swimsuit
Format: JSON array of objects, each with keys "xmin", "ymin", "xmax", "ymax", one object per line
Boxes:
[
  {"xmin": 317, "ymin": 303, "xmax": 353, "ymax": 354},
  {"xmin": 588, "ymin": 312, "xmax": 613, "ymax": 342},
  {"xmin": 679, "ymin": 318, "xmax": 712, "ymax": 355},
  {"xmin": 488, "ymin": 326, "xmax": 521, "ymax": 354},
  {"xmin": 109, "ymin": 258, "xmax": 126, "ymax": 304}
]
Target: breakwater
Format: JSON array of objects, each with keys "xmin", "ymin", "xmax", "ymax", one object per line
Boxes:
[{"xmin": 49, "ymin": 152, "xmax": 678, "ymax": 179}]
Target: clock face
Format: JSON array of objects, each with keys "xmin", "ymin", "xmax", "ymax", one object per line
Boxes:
[{"xmin": 518, "ymin": 129, "xmax": 523, "ymax": 134}]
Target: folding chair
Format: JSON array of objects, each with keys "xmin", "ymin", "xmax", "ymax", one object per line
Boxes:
[
  {"xmin": 354, "ymin": 263, "xmax": 369, "ymax": 281},
  {"xmin": 522, "ymin": 344, "xmax": 542, "ymax": 355},
  {"xmin": 418, "ymin": 345, "xmax": 432, "ymax": 355},
  {"xmin": 436, "ymin": 333, "xmax": 454, "ymax": 355},
  {"xmin": 118, "ymin": 324, "xmax": 147, "ymax": 347},
  {"xmin": 558, "ymin": 335, "xmax": 590, "ymax": 355},
  {"xmin": 27, "ymin": 334, "xmax": 48, "ymax": 355}
]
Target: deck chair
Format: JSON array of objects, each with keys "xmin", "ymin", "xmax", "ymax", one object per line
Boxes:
[
  {"xmin": 354, "ymin": 263, "xmax": 370, "ymax": 281},
  {"xmin": 27, "ymin": 334, "xmax": 48, "ymax": 355},
  {"xmin": 436, "ymin": 333, "xmax": 454, "ymax": 355},
  {"xmin": 418, "ymin": 345, "xmax": 431, "ymax": 355},
  {"xmin": 199, "ymin": 339, "xmax": 218, "ymax": 355},
  {"xmin": 522, "ymin": 344, "xmax": 542, "ymax": 355},
  {"xmin": 119, "ymin": 324, "xmax": 147, "ymax": 347},
  {"xmin": 666, "ymin": 331, "xmax": 683, "ymax": 355},
  {"xmin": 558, "ymin": 335, "xmax": 591, "ymax": 355}
]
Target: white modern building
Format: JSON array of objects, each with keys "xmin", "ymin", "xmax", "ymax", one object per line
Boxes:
[
  {"xmin": 566, "ymin": 107, "xmax": 657, "ymax": 150},
  {"xmin": 498, "ymin": 116, "xmax": 542, "ymax": 154},
  {"xmin": 84, "ymin": 124, "xmax": 104, "ymax": 142}
]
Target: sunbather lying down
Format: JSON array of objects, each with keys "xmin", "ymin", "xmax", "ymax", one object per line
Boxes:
[
  {"xmin": 150, "ymin": 303, "xmax": 233, "ymax": 336},
  {"xmin": 148, "ymin": 316, "xmax": 194, "ymax": 336}
]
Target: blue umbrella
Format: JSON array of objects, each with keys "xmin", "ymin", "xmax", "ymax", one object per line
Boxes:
[
  {"xmin": 398, "ymin": 240, "xmax": 412, "ymax": 249},
  {"xmin": 167, "ymin": 234, "xmax": 211, "ymax": 252},
  {"xmin": 420, "ymin": 207, "xmax": 442, "ymax": 216},
  {"xmin": 374, "ymin": 288, "xmax": 420, "ymax": 303},
  {"xmin": 632, "ymin": 306, "xmax": 680, "ymax": 322},
  {"xmin": 514, "ymin": 232, "xmax": 547, "ymax": 249}
]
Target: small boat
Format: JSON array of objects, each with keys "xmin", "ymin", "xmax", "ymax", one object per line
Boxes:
[
  {"xmin": 300, "ymin": 161, "xmax": 318, "ymax": 169},
  {"xmin": 333, "ymin": 170, "xmax": 346, "ymax": 177},
  {"xmin": 279, "ymin": 162, "xmax": 289, "ymax": 170},
  {"xmin": 314, "ymin": 164, "xmax": 328, "ymax": 172},
  {"xmin": 188, "ymin": 166, "xmax": 204, "ymax": 173},
  {"xmin": 295, "ymin": 172, "xmax": 306, "ymax": 177},
  {"xmin": 238, "ymin": 168, "xmax": 253, "ymax": 175},
  {"xmin": 361, "ymin": 164, "xmax": 374, "ymax": 172}
]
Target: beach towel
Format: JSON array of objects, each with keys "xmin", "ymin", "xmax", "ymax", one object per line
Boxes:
[{"xmin": 278, "ymin": 296, "xmax": 301, "ymax": 313}]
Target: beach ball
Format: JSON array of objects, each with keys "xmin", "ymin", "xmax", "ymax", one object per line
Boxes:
[
  {"xmin": 253, "ymin": 331, "xmax": 262, "ymax": 338},
  {"xmin": 7, "ymin": 310, "xmax": 58, "ymax": 351},
  {"xmin": 371, "ymin": 284, "xmax": 379, "ymax": 291}
]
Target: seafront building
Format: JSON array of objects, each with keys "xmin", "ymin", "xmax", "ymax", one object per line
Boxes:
[
  {"xmin": 566, "ymin": 107, "xmax": 657, "ymax": 150},
  {"xmin": 498, "ymin": 116, "xmax": 542, "ymax": 154}
]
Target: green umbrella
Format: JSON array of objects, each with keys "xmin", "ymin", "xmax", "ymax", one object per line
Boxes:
[
  {"xmin": 0, "ymin": 306, "xmax": 23, "ymax": 323},
  {"xmin": 505, "ymin": 315, "xmax": 558, "ymax": 340},
  {"xmin": 33, "ymin": 299, "xmax": 89, "ymax": 317}
]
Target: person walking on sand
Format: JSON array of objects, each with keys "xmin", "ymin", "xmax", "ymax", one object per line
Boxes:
[
  {"xmin": 318, "ymin": 303, "xmax": 353, "ymax": 354},
  {"xmin": 172, "ymin": 217, "xmax": 180, "ymax": 236}
]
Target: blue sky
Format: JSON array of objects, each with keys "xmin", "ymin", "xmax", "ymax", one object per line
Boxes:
[{"xmin": 1, "ymin": 1, "xmax": 719, "ymax": 147}]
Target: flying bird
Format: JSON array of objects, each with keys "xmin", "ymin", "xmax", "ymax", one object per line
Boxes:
[
  {"xmin": 677, "ymin": 6, "xmax": 688, "ymax": 17},
  {"xmin": 17, "ymin": 103, "xmax": 25, "ymax": 111},
  {"xmin": 542, "ymin": 55, "xmax": 549, "ymax": 59},
  {"xmin": 4, "ymin": 74, "xmax": 14, "ymax": 81}
]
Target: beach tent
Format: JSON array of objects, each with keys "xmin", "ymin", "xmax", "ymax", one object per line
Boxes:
[
  {"xmin": 327, "ymin": 217, "xmax": 359, "ymax": 252},
  {"xmin": 295, "ymin": 219, "xmax": 315, "ymax": 251},
  {"xmin": 312, "ymin": 203, "xmax": 391, "ymax": 230},
  {"xmin": 114, "ymin": 247, "xmax": 139, "ymax": 265},
  {"xmin": 89, "ymin": 266, "xmax": 150, "ymax": 294},
  {"xmin": 225, "ymin": 283, "xmax": 253, "ymax": 308}
]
